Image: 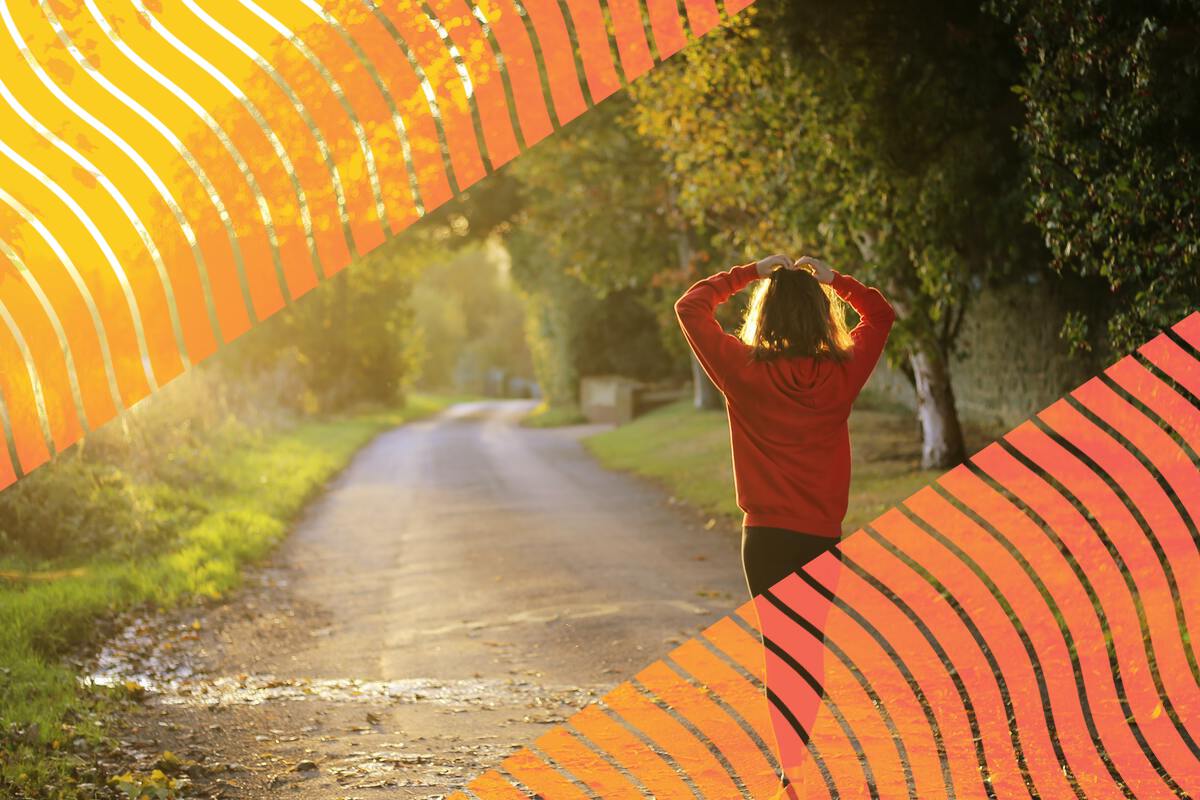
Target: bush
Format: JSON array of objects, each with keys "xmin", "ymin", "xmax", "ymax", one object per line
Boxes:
[
  {"xmin": 0, "ymin": 353, "xmax": 298, "ymax": 565},
  {"xmin": 0, "ymin": 458, "xmax": 174, "ymax": 564}
]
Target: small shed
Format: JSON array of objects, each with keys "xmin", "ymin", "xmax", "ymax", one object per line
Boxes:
[
  {"xmin": 579, "ymin": 375, "xmax": 641, "ymax": 424},
  {"xmin": 580, "ymin": 376, "xmax": 687, "ymax": 424}
]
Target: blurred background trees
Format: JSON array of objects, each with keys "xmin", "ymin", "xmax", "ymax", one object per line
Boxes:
[
  {"xmin": 504, "ymin": 97, "xmax": 698, "ymax": 410},
  {"xmin": 218, "ymin": 239, "xmax": 430, "ymax": 414},
  {"xmin": 409, "ymin": 240, "xmax": 532, "ymax": 395}
]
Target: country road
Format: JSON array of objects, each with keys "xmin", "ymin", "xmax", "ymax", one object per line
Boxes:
[{"xmin": 103, "ymin": 400, "xmax": 752, "ymax": 797}]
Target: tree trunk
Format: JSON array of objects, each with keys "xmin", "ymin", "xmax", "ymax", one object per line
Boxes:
[
  {"xmin": 691, "ymin": 352, "xmax": 725, "ymax": 410},
  {"xmin": 909, "ymin": 344, "xmax": 965, "ymax": 469},
  {"xmin": 668, "ymin": 192, "xmax": 724, "ymax": 411}
]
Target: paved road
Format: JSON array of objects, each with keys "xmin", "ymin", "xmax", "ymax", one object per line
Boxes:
[{"xmin": 112, "ymin": 400, "xmax": 750, "ymax": 797}]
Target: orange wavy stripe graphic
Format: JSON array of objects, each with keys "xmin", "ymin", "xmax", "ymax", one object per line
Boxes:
[
  {"xmin": 0, "ymin": 0, "xmax": 758, "ymax": 488},
  {"xmin": 452, "ymin": 312, "xmax": 1200, "ymax": 798}
]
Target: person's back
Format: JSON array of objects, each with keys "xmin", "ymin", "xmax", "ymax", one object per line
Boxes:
[
  {"xmin": 725, "ymin": 351, "xmax": 856, "ymax": 538},
  {"xmin": 674, "ymin": 254, "xmax": 896, "ymax": 544}
]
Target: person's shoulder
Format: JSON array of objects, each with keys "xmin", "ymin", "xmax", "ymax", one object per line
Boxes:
[{"xmin": 717, "ymin": 344, "xmax": 760, "ymax": 387}]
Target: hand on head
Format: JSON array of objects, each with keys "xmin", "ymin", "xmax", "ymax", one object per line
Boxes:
[
  {"xmin": 793, "ymin": 256, "xmax": 836, "ymax": 284},
  {"xmin": 755, "ymin": 253, "xmax": 837, "ymax": 283},
  {"xmin": 754, "ymin": 253, "xmax": 792, "ymax": 277}
]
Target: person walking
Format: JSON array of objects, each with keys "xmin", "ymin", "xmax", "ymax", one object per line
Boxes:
[{"xmin": 674, "ymin": 253, "xmax": 896, "ymax": 796}]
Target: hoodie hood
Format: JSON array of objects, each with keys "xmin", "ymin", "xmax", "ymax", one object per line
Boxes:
[{"xmin": 763, "ymin": 355, "xmax": 849, "ymax": 410}]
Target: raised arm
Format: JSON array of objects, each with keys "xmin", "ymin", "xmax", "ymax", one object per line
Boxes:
[
  {"xmin": 673, "ymin": 259, "xmax": 767, "ymax": 393},
  {"xmin": 794, "ymin": 256, "xmax": 896, "ymax": 395},
  {"xmin": 829, "ymin": 270, "xmax": 896, "ymax": 395}
]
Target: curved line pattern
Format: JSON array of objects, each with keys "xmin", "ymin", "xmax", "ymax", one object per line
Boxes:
[
  {"xmin": 761, "ymin": 587, "xmax": 919, "ymax": 799},
  {"xmin": 181, "ymin": 0, "xmax": 362, "ymax": 271},
  {"xmin": 0, "ymin": 140, "xmax": 161, "ymax": 401},
  {"xmin": 2, "ymin": 11, "xmax": 172, "ymax": 398},
  {"xmin": 0, "ymin": 0, "xmax": 747, "ymax": 487},
  {"xmin": 112, "ymin": 0, "xmax": 287, "ymax": 323},
  {"xmin": 0, "ymin": 297, "xmax": 54, "ymax": 464},
  {"xmin": 790, "ymin": 563, "xmax": 957, "ymax": 797},
  {"xmin": 294, "ymin": 0, "xmax": 428, "ymax": 222},
  {"xmin": 6, "ymin": 5, "xmax": 190, "ymax": 374},
  {"xmin": 0, "ymin": 237, "xmax": 88, "ymax": 445},
  {"xmin": 451, "ymin": 314, "xmax": 1200, "ymax": 797},
  {"xmin": 79, "ymin": 0, "xmax": 259, "ymax": 342},
  {"xmin": 924, "ymin": 479, "xmax": 1153, "ymax": 799},
  {"xmin": 243, "ymin": 0, "xmax": 391, "ymax": 236},
  {"xmin": 157, "ymin": 0, "xmax": 320, "ymax": 303},
  {"xmin": 0, "ymin": 185, "xmax": 126, "ymax": 421},
  {"xmin": 42, "ymin": 0, "xmax": 222, "ymax": 365}
]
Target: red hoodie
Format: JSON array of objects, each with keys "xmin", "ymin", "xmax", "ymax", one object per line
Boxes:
[{"xmin": 674, "ymin": 262, "xmax": 896, "ymax": 538}]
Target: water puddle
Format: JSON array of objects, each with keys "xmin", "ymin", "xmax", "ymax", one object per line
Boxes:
[
  {"xmin": 93, "ymin": 669, "xmax": 596, "ymax": 711},
  {"xmin": 83, "ymin": 612, "xmax": 599, "ymax": 714},
  {"xmin": 322, "ymin": 742, "xmax": 515, "ymax": 793}
]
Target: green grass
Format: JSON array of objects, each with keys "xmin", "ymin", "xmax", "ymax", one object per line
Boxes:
[
  {"xmin": 583, "ymin": 391, "xmax": 1005, "ymax": 535},
  {"xmin": 520, "ymin": 401, "xmax": 588, "ymax": 428},
  {"xmin": 0, "ymin": 394, "xmax": 464, "ymax": 797}
]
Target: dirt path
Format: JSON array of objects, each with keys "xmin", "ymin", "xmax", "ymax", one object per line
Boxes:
[{"xmin": 99, "ymin": 400, "xmax": 749, "ymax": 798}]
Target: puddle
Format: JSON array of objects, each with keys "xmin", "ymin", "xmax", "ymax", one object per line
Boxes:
[
  {"xmin": 323, "ymin": 742, "xmax": 517, "ymax": 792},
  {"xmin": 91, "ymin": 670, "xmax": 597, "ymax": 711},
  {"xmin": 85, "ymin": 612, "xmax": 203, "ymax": 691},
  {"xmin": 83, "ymin": 612, "xmax": 600, "ymax": 714}
]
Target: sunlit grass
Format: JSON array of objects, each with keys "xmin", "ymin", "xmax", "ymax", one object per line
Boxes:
[
  {"xmin": 520, "ymin": 401, "xmax": 587, "ymax": 428},
  {"xmin": 583, "ymin": 391, "xmax": 1005, "ymax": 535},
  {"xmin": 0, "ymin": 393, "xmax": 465, "ymax": 795}
]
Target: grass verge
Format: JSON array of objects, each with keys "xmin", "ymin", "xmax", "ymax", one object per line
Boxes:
[
  {"xmin": 583, "ymin": 391, "xmax": 1005, "ymax": 535},
  {"xmin": 0, "ymin": 394, "xmax": 464, "ymax": 798},
  {"xmin": 520, "ymin": 401, "xmax": 587, "ymax": 428}
]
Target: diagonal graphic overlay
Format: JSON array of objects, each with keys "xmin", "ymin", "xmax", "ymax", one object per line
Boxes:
[
  {"xmin": 0, "ymin": 0, "xmax": 755, "ymax": 490},
  {"xmin": 450, "ymin": 311, "xmax": 1200, "ymax": 799}
]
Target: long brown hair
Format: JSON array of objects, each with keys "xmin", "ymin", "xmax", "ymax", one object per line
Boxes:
[{"xmin": 737, "ymin": 268, "xmax": 854, "ymax": 363}]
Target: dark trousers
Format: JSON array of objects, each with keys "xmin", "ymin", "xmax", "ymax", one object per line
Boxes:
[
  {"xmin": 741, "ymin": 524, "xmax": 842, "ymax": 599},
  {"xmin": 741, "ymin": 525, "xmax": 843, "ymax": 780}
]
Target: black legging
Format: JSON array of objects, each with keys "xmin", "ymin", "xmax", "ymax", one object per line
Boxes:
[
  {"xmin": 742, "ymin": 525, "xmax": 844, "ymax": 784},
  {"xmin": 741, "ymin": 525, "xmax": 842, "ymax": 599}
]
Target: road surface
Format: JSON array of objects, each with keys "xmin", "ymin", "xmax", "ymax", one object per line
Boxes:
[{"xmin": 106, "ymin": 400, "xmax": 751, "ymax": 797}]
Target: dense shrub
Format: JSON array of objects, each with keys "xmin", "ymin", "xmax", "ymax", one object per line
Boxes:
[{"xmin": 0, "ymin": 362, "xmax": 287, "ymax": 564}]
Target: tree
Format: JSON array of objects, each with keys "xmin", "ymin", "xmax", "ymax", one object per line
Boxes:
[
  {"xmin": 989, "ymin": 0, "xmax": 1200, "ymax": 354},
  {"xmin": 504, "ymin": 96, "xmax": 716, "ymax": 407},
  {"xmin": 220, "ymin": 236, "xmax": 430, "ymax": 412},
  {"xmin": 504, "ymin": 227, "xmax": 599, "ymax": 408},
  {"xmin": 626, "ymin": 0, "xmax": 1041, "ymax": 467},
  {"xmin": 409, "ymin": 241, "xmax": 532, "ymax": 391}
]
